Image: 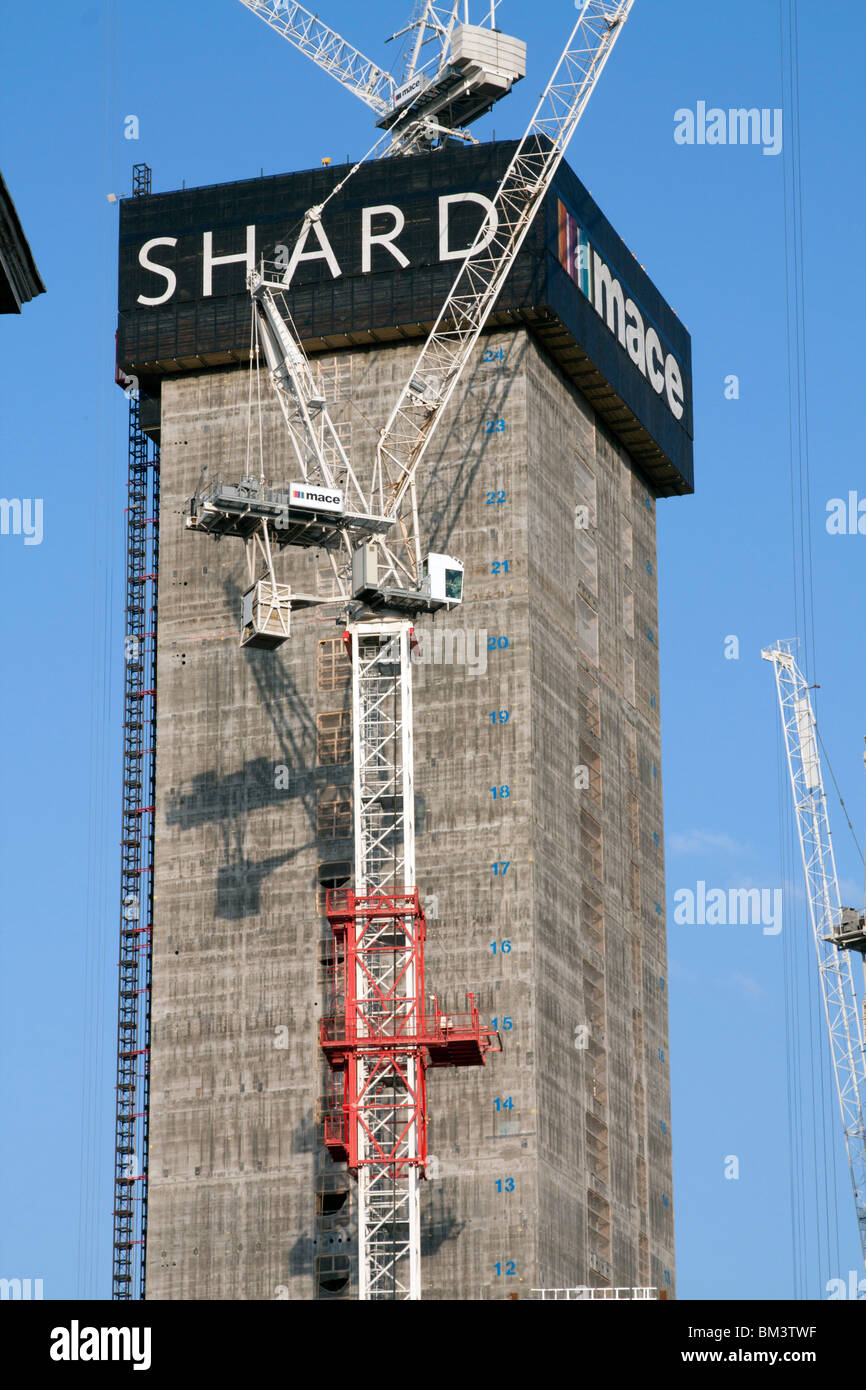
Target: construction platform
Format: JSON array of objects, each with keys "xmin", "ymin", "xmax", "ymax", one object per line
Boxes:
[{"xmin": 187, "ymin": 475, "xmax": 391, "ymax": 550}]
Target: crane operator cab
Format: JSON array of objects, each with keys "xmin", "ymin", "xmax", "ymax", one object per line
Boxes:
[
  {"xmin": 352, "ymin": 545, "xmax": 463, "ymax": 614},
  {"xmin": 420, "ymin": 554, "xmax": 463, "ymax": 607}
]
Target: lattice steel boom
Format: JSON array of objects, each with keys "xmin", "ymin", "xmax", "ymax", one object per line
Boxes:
[
  {"xmin": 373, "ymin": 0, "xmax": 635, "ymax": 583},
  {"xmin": 763, "ymin": 641, "xmax": 866, "ymax": 1263},
  {"xmin": 238, "ymin": 0, "xmax": 396, "ymax": 114}
]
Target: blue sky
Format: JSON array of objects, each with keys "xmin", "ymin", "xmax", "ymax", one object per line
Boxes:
[{"xmin": 1, "ymin": 0, "xmax": 865, "ymax": 1301}]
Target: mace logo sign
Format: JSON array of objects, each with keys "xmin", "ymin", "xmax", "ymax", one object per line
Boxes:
[
  {"xmin": 557, "ymin": 199, "xmax": 686, "ymax": 424},
  {"xmin": 290, "ymin": 484, "xmax": 343, "ymax": 513}
]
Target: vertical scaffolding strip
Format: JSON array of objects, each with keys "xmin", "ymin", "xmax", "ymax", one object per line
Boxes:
[{"xmin": 113, "ymin": 391, "xmax": 159, "ymax": 1299}]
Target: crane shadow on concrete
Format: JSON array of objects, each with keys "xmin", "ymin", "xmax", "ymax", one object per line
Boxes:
[
  {"xmin": 415, "ymin": 330, "xmax": 532, "ymax": 559},
  {"xmin": 163, "ymin": 577, "xmax": 352, "ymax": 919},
  {"xmin": 165, "ymin": 758, "xmax": 319, "ymax": 920},
  {"xmin": 420, "ymin": 1182, "xmax": 467, "ymax": 1255}
]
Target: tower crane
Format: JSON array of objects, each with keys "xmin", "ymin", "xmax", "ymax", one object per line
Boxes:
[
  {"xmin": 763, "ymin": 641, "xmax": 866, "ymax": 1264},
  {"xmin": 189, "ymin": 0, "xmax": 636, "ymax": 1298}
]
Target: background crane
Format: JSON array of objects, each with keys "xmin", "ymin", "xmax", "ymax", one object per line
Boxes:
[
  {"xmin": 190, "ymin": 0, "xmax": 636, "ymax": 1298},
  {"xmin": 763, "ymin": 640, "xmax": 866, "ymax": 1265}
]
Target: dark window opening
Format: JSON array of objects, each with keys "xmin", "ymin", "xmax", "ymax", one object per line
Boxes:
[{"xmin": 318, "ymin": 1190, "xmax": 349, "ymax": 1216}]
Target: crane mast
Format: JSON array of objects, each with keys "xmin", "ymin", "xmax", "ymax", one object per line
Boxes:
[
  {"xmin": 763, "ymin": 641, "xmax": 866, "ymax": 1264},
  {"xmin": 189, "ymin": 0, "xmax": 637, "ymax": 1298}
]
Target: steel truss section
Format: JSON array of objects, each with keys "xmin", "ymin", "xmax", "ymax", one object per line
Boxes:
[
  {"xmin": 393, "ymin": 2, "xmax": 463, "ymax": 87},
  {"xmin": 326, "ymin": 889, "xmax": 426, "ymax": 1299},
  {"xmin": 238, "ymin": 0, "xmax": 396, "ymax": 114},
  {"xmin": 113, "ymin": 393, "xmax": 159, "ymax": 1299},
  {"xmin": 351, "ymin": 620, "xmax": 416, "ymax": 895},
  {"xmin": 352, "ymin": 618, "xmax": 417, "ymax": 1298},
  {"xmin": 248, "ymin": 269, "xmax": 374, "ymax": 522},
  {"xmin": 763, "ymin": 641, "xmax": 866, "ymax": 1262}
]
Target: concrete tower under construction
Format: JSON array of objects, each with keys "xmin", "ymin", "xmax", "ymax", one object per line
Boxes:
[{"xmin": 115, "ymin": 139, "xmax": 693, "ymax": 1300}]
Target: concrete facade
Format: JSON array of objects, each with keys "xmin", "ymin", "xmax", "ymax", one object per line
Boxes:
[{"xmin": 145, "ymin": 324, "xmax": 675, "ymax": 1300}]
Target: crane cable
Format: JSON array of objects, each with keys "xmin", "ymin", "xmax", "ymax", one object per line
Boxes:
[
  {"xmin": 267, "ymin": 50, "xmax": 476, "ymax": 286},
  {"xmin": 815, "ymin": 724, "xmax": 865, "ymax": 870},
  {"xmin": 777, "ymin": 0, "xmax": 842, "ymax": 1294},
  {"xmin": 273, "ymin": 117, "xmax": 412, "ymax": 275}
]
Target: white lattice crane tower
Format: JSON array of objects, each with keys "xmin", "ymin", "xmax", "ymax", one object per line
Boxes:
[{"xmin": 763, "ymin": 641, "xmax": 866, "ymax": 1264}]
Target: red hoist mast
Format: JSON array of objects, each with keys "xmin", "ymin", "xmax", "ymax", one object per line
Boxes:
[{"xmin": 321, "ymin": 888, "xmax": 492, "ymax": 1176}]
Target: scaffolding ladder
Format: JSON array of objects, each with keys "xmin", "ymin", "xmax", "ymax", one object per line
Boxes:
[{"xmin": 113, "ymin": 385, "xmax": 159, "ymax": 1300}]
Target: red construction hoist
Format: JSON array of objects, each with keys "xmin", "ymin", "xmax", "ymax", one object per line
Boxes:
[{"xmin": 321, "ymin": 887, "xmax": 499, "ymax": 1298}]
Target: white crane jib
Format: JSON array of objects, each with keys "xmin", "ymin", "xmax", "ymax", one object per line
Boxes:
[
  {"xmin": 238, "ymin": 0, "xmax": 396, "ymax": 115},
  {"xmin": 247, "ymin": 266, "xmax": 370, "ymax": 509},
  {"xmin": 371, "ymin": 0, "xmax": 635, "ymax": 589},
  {"xmin": 763, "ymin": 641, "xmax": 866, "ymax": 1264}
]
